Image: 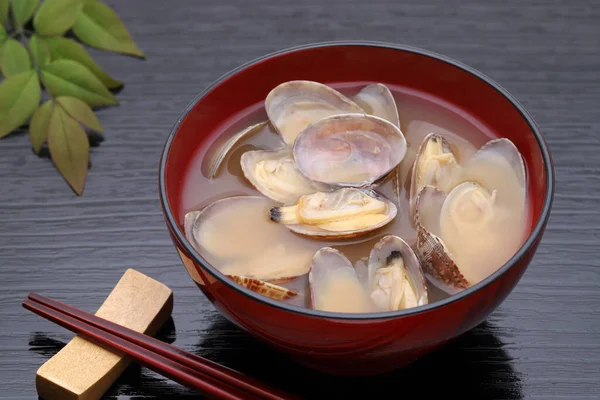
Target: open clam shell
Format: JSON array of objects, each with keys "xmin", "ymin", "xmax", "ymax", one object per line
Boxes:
[
  {"xmin": 269, "ymin": 187, "xmax": 397, "ymax": 239},
  {"xmin": 408, "ymin": 132, "xmax": 460, "ymax": 220},
  {"xmin": 308, "ymin": 247, "xmax": 374, "ymax": 313},
  {"xmin": 440, "ymin": 179, "xmax": 527, "ymax": 287},
  {"xmin": 354, "ymin": 256, "xmax": 369, "ymax": 287},
  {"xmin": 458, "ymin": 137, "xmax": 527, "ymax": 208},
  {"xmin": 473, "ymin": 138, "xmax": 526, "ymax": 187},
  {"xmin": 265, "ymin": 80, "xmax": 363, "ymax": 146},
  {"xmin": 227, "ymin": 275, "xmax": 298, "ymax": 301},
  {"xmin": 415, "ymin": 180, "xmax": 509, "ymax": 295},
  {"xmin": 240, "ymin": 147, "xmax": 329, "ymax": 204},
  {"xmin": 184, "ymin": 196, "xmax": 315, "ymax": 282},
  {"xmin": 367, "ymin": 235, "xmax": 428, "ymax": 310},
  {"xmin": 293, "ymin": 113, "xmax": 407, "ymax": 187},
  {"xmin": 414, "ymin": 185, "xmax": 469, "ymax": 295},
  {"xmin": 352, "ymin": 83, "xmax": 400, "ymax": 128},
  {"xmin": 207, "ymin": 121, "xmax": 270, "ymax": 179}
]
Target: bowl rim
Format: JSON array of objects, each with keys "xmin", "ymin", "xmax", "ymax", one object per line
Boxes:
[{"xmin": 159, "ymin": 40, "xmax": 555, "ymax": 320}]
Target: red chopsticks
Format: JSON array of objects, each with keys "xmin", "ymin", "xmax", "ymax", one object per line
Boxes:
[{"xmin": 23, "ymin": 293, "xmax": 298, "ymax": 400}]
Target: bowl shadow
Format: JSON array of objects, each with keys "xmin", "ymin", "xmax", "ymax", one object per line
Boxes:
[
  {"xmin": 28, "ymin": 316, "xmax": 522, "ymax": 399},
  {"xmin": 192, "ymin": 317, "xmax": 524, "ymax": 400}
]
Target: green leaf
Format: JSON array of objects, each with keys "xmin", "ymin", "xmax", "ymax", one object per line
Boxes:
[
  {"xmin": 0, "ymin": 38, "xmax": 32, "ymax": 77},
  {"xmin": 0, "ymin": 71, "xmax": 41, "ymax": 138},
  {"xmin": 42, "ymin": 59, "xmax": 118, "ymax": 107},
  {"xmin": 0, "ymin": 25, "xmax": 6, "ymax": 43},
  {"xmin": 57, "ymin": 96, "xmax": 102, "ymax": 132},
  {"xmin": 10, "ymin": 0, "xmax": 38, "ymax": 26},
  {"xmin": 29, "ymin": 34, "xmax": 51, "ymax": 67},
  {"xmin": 43, "ymin": 36, "xmax": 123, "ymax": 89},
  {"xmin": 0, "ymin": 26, "xmax": 6, "ymax": 76},
  {"xmin": 0, "ymin": 29, "xmax": 6, "ymax": 75},
  {"xmin": 72, "ymin": 0, "xmax": 145, "ymax": 58},
  {"xmin": 0, "ymin": 0, "xmax": 9, "ymax": 25},
  {"xmin": 48, "ymin": 103, "xmax": 89, "ymax": 195},
  {"xmin": 33, "ymin": 0, "xmax": 83, "ymax": 37},
  {"xmin": 29, "ymin": 99, "xmax": 54, "ymax": 153}
]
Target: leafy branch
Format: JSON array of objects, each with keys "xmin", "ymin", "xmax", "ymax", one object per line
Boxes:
[{"xmin": 0, "ymin": 0, "xmax": 145, "ymax": 195}]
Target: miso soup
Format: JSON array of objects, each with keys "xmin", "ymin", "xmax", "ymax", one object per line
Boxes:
[{"xmin": 181, "ymin": 81, "xmax": 530, "ymax": 313}]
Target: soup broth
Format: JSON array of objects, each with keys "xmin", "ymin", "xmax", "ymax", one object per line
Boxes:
[{"xmin": 181, "ymin": 81, "xmax": 530, "ymax": 312}]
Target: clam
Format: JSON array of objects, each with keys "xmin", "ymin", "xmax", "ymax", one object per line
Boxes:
[
  {"xmin": 269, "ymin": 187, "xmax": 397, "ymax": 238},
  {"xmin": 408, "ymin": 132, "xmax": 460, "ymax": 219},
  {"xmin": 293, "ymin": 113, "xmax": 407, "ymax": 187},
  {"xmin": 240, "ymin": 147, "xmax": 329, "ymax": 204},
  {"xmin": 184, "ymin": 196, "xmax": 317, "ymax": 282},
  {"xmin": 440, "ymin": 180, "xmax": 527, "ymax": 286},
  {"xmin": 308, "ymin": 247, "xmax": 374, "ymax": 313},
  {"xmin": 352, "ymin": 83, "xmax": 400, "ymax": 128},
  {"xmin": 367, "ymin": 235, "xmax": 428, "ymax": 311},
  {"xmin": 227, "ymin": 275, "xmax": 298, "ymax": 301},
  {"xmin": 207, "ymin": 121, "xmax": 270, "ymax": 179},
  {"xmin": 265, "ymin": 80, "xmax": 363, "ymax": 146},
  {"xmin": 414, "ymin": 185, "xmax": 468, "ymax": 294},
  {"xmin": 415, "ymin": 181, "xmax": 509, "ymax": 294}
]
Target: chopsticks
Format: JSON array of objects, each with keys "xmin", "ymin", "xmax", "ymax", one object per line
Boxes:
[{"xmin": 23, "ymin": 293, "xmax": 298, "ymax": 400}]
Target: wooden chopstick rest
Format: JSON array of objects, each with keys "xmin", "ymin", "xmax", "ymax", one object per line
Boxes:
[{"xmin": 35, "ymin": 268, "xmax": 174, "ymax": 400}]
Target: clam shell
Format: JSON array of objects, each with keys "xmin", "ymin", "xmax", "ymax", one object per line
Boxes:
[
  {"xmin": 367, "ymin": 235, "xmax": 428, "ymax": 310},
  {"xmin": 472, "ymin": 138, "xmax": 526, "ymax": 188},
  {"xmin": 293, "ymin": 113, "xmax": 407, "ymax": 187},
  {"xmin": 227, "ymin": 275, "xmax": 298, "ymax": 301},
  {"xmin": 352, "ymin": 83, "xmax": 400, "ymax": 128},
  {"xmin": 458, "ymin": 137, "xmax": 527, "ymax": 208},
  {"xmin": 408, "ymin": 132, "xmax": 459, "ymax": 220},
  {"xmin": 184, "ymin": 196, "xmax": 315, "ymax": 281},
  {"xmin": 308, "ymin": 247, "xmax": 374, "ymax": 313},
  {"xmin": 438, "ymin": 180, "xmax": 524, "ymax": 288},
  {"xmin": 207, "ymin": 121, "xmax": 269, "ymax": 179},
  {"xmin": 414, "ymin": 185, "xmax": 469, "ymax": 294},
  {"xmin": 240, "ymin": 147, "xmax": 329, "ymax": 204},
  {"xmin": 269, "ymin": 188, "xmax": 397, "ymax": 239},
  {"xmin": 354, "ymin": 257, "xmax": 369, "ymax": 287},
  {"xmin": 265, "ymin": 80, "xmax": 363, "ymax": 146}
]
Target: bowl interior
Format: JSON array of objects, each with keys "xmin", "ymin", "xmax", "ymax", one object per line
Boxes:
[{"xmin": 160, "ymin": 41, "xmax": 552, "ymax": 319}]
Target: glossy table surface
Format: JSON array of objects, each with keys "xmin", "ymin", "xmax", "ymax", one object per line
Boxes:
[{"xmin": 1, "ymin": 1, "xmax": 598, "ymax": 398}]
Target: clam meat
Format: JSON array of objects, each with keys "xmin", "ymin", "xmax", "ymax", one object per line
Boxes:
[
  {"xmin": 293, "ymin": 113, "xmax": 407, "ymax": 187},
  {"xmin": 269, "ymin": 187, "xmax": 397, "ymax": 238},
  {"xmin": 409, "ymin": 132, "xmax": 460, "ymax": 218},
  {"xmin": 240, "ymin": 147, "xmax": 329, "ymax": 204},
  {"xmin": 308, "ymin": 247, "xmax": 375, "ymax": 313},
  {"xmin": 367, "ymin": 235, "xmax": 428, "ymax": 311},
  {"xmin": 265, "ymin": 80, "xmax": 363, "ymax": 146},
  {"xmin": 395, "ymin": 120, "xmax": 478, "ymax": 204}
]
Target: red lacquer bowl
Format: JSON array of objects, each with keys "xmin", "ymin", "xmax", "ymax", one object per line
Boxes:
[{"xmin": 159, "ymin": 41, "xmax": 554, "ymax": 376}]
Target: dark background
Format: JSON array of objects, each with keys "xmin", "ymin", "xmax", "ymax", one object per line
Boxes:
[{"xmin": 1, "ymin": 0, "xmax": 599, "ymax": 398}]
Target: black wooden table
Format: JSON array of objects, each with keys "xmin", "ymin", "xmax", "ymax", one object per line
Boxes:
[{"xmin": 1, "ymin": 1, "xmax": 599, "ymax": 398}]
